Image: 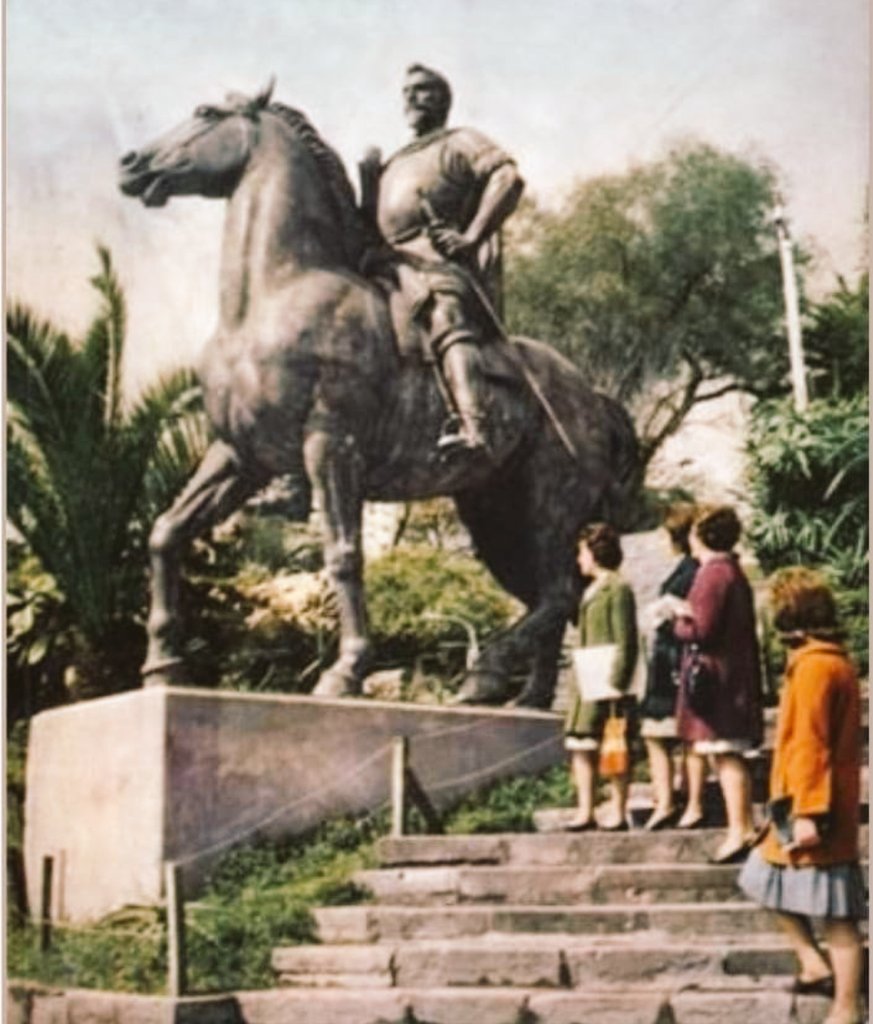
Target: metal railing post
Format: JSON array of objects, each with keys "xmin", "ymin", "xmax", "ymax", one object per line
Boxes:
[
  {"xmin": 39, "ymin": 855, "xmax": 54, "ymax": 952},
  {"xmin": 165, "ymin": 861, "xmax": 187, "ymax": 997},
  {"xmin": 391, "ymin": 736, "xmax": 409, "ymax": 837}
]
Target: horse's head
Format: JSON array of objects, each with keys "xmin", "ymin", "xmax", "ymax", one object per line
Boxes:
[{"xmin": 119, "ymin": 79, "xmax": 275, "ymax": 206}]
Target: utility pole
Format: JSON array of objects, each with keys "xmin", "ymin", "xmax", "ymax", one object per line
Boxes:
[{"xmin": 772, "ymin": 203, "xmax": 809, "ymax": 412}]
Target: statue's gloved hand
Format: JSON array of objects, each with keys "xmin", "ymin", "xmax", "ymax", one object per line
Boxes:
[{"xmin": 428, "ymin": 224, "xmax": 477, "ymax": 261}]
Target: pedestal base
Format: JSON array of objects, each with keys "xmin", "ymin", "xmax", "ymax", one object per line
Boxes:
[{"xmin": 24, "ymin": 687, "xmax": 561, "ymax": 922}]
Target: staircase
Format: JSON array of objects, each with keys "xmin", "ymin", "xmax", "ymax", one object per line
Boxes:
[
  {"xmin": 226, "ymin": 676, "xmax": 870, "ymax": 1024},
  {"xmin": 238, "ymin": 821, "xmax": 869, "ymax": 1024}
]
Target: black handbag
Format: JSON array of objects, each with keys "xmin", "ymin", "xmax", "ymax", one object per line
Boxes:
[{"xmin": 686, "ymin": 643, "xmax": 717, "ymax": 716}]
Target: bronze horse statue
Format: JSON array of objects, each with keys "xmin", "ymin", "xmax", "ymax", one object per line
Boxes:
[{"xmin": 119, "ymin": 81, "xmax": 639, "ymax": 708}]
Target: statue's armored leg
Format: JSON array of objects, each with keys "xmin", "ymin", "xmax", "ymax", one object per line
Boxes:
[
  {"xmin": 303, "ymin": 425, "xmax": 371, "ymax": 698},
  {"xmin": 425, "ymin": 292, "xmax": 490, "ymax": 455},
  {"xmin": 435, "ymin": 335, "xmax": 489, "ymax": 454},
  {"xmin": 143, "ymin": 440, "xmax": 265, "ymax": 685}
]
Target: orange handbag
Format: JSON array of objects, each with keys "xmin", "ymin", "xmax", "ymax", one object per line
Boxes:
[{"xmin": 599, "ymin": 704, "xmax": 629, "ymax": 777}]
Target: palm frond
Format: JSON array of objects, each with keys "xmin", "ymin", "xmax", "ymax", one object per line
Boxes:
[{"xmin": 82, "ymin": 244, "xmax": 127, "ymax": 430}]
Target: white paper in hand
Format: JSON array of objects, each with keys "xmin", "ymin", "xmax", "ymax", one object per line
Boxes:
[{"xmin": 572, "ymin": 643, "xmax": 646, "ymax": 702}]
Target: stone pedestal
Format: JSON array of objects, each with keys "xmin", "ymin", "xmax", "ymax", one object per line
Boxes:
[{"xmin": 24, "ymin": 687, "xmax": 561, "ymax": 922}]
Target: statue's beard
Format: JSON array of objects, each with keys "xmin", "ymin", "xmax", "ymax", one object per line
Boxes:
[{"xmin": 406, "ymin": 107, "xmax": 447, "ymax": 135}]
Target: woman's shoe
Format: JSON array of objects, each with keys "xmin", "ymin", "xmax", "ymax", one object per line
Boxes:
[
  {"xmin": 645, "ymin": 809, "xmax": 679, "ymax": 832},
  {"xmin": 709, "ymin": 838, "xmax": 754, "ymax": 865},
  {"xmin": 791, "ymin": 974, "xmax": 835, "ymax": 997},
  {"xmin": 676, "ymin": 815, "xmax": 705, "ymax": 830},
  {"xmin": 564, "ymin": 817, "xmax": 597, "ymax": 833}
]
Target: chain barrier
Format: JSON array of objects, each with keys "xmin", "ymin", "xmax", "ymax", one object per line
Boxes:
[
  {"xmin": 173, "ymin": 739, "xmax": 395, "ymax": 869},
  {"xmin": 425, "ymin": 731, "xmax": 563, "ymax": 794}
]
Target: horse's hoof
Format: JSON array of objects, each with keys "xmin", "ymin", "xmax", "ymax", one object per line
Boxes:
[
  {"xmin": 506, "ymin": 682, "xmax": 556, "ymax": 711},
  {"xmin": 141, "ymin": 658, "xmax": 187, "ymax": 687},
  {"xmin": 451, "ymin": 670, "xmax": 513, "ymax": 706},
  {"xmin": 312, "ymin": 669, "xmax": 361, "ymax": 699}
]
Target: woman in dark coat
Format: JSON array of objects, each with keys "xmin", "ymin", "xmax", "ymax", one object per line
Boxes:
[
  {"xmin": 669, "ymin": 505, "xmax": 763, "ymax": 863},
  {"xmin": 639, "ymin": 503, "xmax": 698, "ymax": 830}
]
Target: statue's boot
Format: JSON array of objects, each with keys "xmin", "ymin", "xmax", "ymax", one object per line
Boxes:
[{"xmin": 435, "ymin": 338, "xmax": 490, "ymax": 455}]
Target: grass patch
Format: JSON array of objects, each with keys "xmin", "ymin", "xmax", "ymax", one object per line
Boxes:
[
  {"xmin": 443, "ymin": 764, "xmax": 575, "ymax": 833},
  {"xmin": 7, "ymin": 813, "xmax": 382, "ymax": 995}
]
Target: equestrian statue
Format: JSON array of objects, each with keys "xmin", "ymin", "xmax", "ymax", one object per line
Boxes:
[{"xmin": 118, "ymin": 68, "xmax": 639, "ymax": 709}]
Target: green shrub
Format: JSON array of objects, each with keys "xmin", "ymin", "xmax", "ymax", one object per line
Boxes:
[
  {"xmin": 181, "ymin": 525, "xmax": 517, "ymax": 695},
  {"xmin": 365, "ymin": 545, "xmax": 518, "ymax": 685},
  {"xmin": 746, "ymin": 395, "xmax": 868, "ymax": 670}
]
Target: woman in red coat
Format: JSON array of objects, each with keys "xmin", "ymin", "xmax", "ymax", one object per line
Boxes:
[
  {"xmin": 739, "ymin": 568, "xmax": 865, "ymax": 1024},
  {"xmin": 669, "ymin": 506, "xmax": 763, "ymax": 863}
]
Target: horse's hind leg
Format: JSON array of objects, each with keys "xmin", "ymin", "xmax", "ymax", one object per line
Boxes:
[
  {"xmin": 143, "ymin": 440, "xmax": 265, "ymax": 685},
  {"xmin": 304, "ymin": 428, "xmax": 370, "ymax": 698},
  {"xmin": 457, "ymin": 583, "xmax": 575, "ymax": 707},
  {"xmin": 455, "ymin": 472, "xmax": 583, "ymax": 709}
]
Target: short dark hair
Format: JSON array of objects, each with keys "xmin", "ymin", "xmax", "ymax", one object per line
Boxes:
[
  {"xmin": 769, "ymin": 567, "xmax": 842, "ymax": 641},
  {"xmin": 405, "ymin": 63, "xmax": 452, "ymax": 112},
  {"xmin": 579, "ymin": 522, "xmax": 623, "ymax": 570},
  {"xmin": 693, "ymin": 505, "xmax": 742, "ymax": 553},
  {"xmin": 663, "ymin": 502, "xmax": 697, "ymax": 555}
]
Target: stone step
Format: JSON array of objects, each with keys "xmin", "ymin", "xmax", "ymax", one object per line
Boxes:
[
  {"xmin": 273, "ymin": 935, "xmax": 805, "ymax": 989},
  {"xmin": 375, "ymin": 826, "xmax": 870, "ymax": 868},
  {"xmin": 353, "ymin": 862, "xmax": 750, "ymax": 905},
  {"xmin": 236, "ymin": 983, "xmax": 833, "ymax": 1024},
  {"xmin": 313, "ymin": 900, "xmax": 787, "ymax": 943}
]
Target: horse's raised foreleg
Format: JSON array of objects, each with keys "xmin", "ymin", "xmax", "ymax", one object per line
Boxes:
[
  {"xmin": 304, "ymin": 429, "xmax": 370, "ymax": 698},
  {"xmin": 143, "ymin": 440, "xmax": 264, "ymax": 686}
]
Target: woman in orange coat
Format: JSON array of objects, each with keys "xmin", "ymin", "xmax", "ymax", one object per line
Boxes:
[{"xmin": 739, "ymin": 568, "xmax": 865, "ymax": 1024}]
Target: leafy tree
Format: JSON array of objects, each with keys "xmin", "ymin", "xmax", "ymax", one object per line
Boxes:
[
  {"xmin": 505, "ymin": 140, "xmax": 792, "ymax": 464},
  {"xmin": 6, "ymin": 247, "xmax": 208, "ymax": 709},
  {"xmin": 803, "ymin": 272, "xmax": 868, "ymax": 400}
]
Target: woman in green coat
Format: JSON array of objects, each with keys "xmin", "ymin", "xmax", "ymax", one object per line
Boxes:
[{"xmin": 565, "ymin": 522, "xmax": 639, "ymax": 831}]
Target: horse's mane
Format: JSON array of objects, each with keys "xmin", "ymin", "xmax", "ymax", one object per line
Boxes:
[{"xmin": 267, "ymin": 102, "xmax": 365, "ymax": 266}]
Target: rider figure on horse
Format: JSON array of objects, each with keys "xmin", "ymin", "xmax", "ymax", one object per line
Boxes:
[{"xmin": 359, "ymin": 64, "xmax": 525, "ymax": 456}]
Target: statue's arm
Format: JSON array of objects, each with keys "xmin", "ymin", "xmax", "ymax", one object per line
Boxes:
[
  {"xmin": 428, "ymin": 163, "xmax": 524, "ymax": 260},
  {"xmin": 464, "ymin": 163, "xmax": 524, "ymax": 249}
]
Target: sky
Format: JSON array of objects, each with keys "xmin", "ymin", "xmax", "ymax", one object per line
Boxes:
[{"xmin": 6, "ymin": 0, "xmax": 869, "ymax": 395}]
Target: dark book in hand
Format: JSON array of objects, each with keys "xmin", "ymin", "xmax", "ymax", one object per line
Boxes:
[{"xmin": 768, "ymin": 796, "xmax": 831, "ymax": 849}]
